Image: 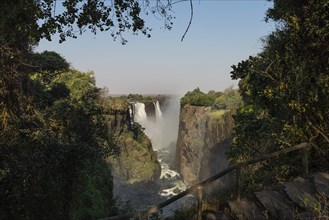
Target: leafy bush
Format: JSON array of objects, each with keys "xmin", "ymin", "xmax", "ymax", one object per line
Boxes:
[
  {"xmin": 0, "ymin": 53, "xmax": 117, "ymax": 219},
  {"xmin": 180, "ymin": 87, "xmax": 242, "ymax": 110}
]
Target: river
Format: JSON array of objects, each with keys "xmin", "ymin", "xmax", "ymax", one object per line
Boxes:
[{"xmin": 113, "ymin": 98, "xmax": 195, "ymax": 217}]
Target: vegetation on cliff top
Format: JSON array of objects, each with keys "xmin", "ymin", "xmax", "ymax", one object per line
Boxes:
[
  {"xmin": 102, "ymin": 94, "xmax": 165, "ymax": 109},
  {"xmin": 180, "ymin": 87, "xmax": 243, "ymax": 111}
]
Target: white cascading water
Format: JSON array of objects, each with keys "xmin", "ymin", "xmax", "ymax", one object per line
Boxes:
[
  {"xmin": 133, "ymin": 102, "xmax": 147, "ymax": 123},
  {"xmin": 133, "ymin": 101, "xmax": 164, "ymax": 149},
  {"xmin": 132, "ymin": 100, "xmax": 186, "ymax": 198},
  {"xmin": 154, "ymin": 101, "xmax": 163, "ymax": 122}
]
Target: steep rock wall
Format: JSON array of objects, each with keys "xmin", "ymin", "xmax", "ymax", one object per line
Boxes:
[
  {"xmin": 144, "ymin": 101, "xmax": 155, "ymax": 120},
  {"xmin": 106, "ymin": 108, "xmax": 161, "ymax": 183},
  {"xmin": 176, "ymin": 104, "xmax": 235, "ymax": 187}
]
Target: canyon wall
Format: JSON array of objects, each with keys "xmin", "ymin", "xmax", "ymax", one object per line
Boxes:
[
  {"xmin": 106, "ymin": 106, "xmax": 161, "ymax": 184},
  {"xmin": 176, "ymin": 104, "xmax": 235, "ymax": 187}
]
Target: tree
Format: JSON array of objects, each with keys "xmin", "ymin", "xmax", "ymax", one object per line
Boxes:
[
  {"xmin": 0, "ymin": 0, "xmax": 175, "ymax": 47},
  {"xmin": 0, "ymin": 52, "xmax": 116, "ymax": 219},
  {"xmin": 31, "ymin": 50, "xmax": 70, "ymax": 74},
  {"xmin": 230, "ymin": 0, "xmax": 329, "ymax": 175},
  {"xmin": 0, "ymin": 1, "xmax": 177, "ymax": 219},
  {"xmin": 180, "ymin": 88, "xmax": 212, "ymax": 107}
]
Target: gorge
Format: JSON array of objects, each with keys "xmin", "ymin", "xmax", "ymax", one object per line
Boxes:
[
  {"xmin": 176, "ymin": 105, "xmax": 235, "ymax": 187},
  {"xmin": 105, "ymin": 93, "xmax": 235, "ymax": 214}
]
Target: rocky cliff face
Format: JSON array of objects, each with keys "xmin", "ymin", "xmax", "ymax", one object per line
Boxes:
[
  {"xmin": 106, "ymin": 107, "xmax": 161, "ymax": 184},
  {"xmin": 176, "ymin": 104, "xmax": 235, "ymax": 187}
]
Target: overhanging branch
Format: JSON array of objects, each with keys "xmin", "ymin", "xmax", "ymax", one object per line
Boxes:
[{"xmin": 181, "ymin": 0, "xmax": 193, "ymax": 42}]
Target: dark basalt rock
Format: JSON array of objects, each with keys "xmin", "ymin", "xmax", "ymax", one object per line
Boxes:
[
  {"xmin": 106, "ymin": 105, "xmax": 161, "ymax": 184},
  {"xmin": 228, "ymin": 199, "xmax": 266, "ymax": 220},
  {"xmin": 255, "ymin": 190, "xmax": 294, "ymax": 220},
  {"xmin": 176, "ymin": 104, "xmax": 235, "ymax": 187},
  {"xmin": 314, "ymin": 172, "xmax": 329, "ymax": 197},
  {"xmin": 284, "ymin": 177, "xmax": 317, "ymax": 209}
]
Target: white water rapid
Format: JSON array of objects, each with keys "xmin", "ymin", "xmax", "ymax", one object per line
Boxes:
[{"xmin": 132, "ymin": 99, "xmax": 187, "ymax": 198}]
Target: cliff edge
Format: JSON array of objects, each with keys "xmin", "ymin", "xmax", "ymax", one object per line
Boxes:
[
  {"xmin": 176, "ymin": 104, "xmax": 235, "ymax": 187},
  {"xmin": 105, "ymin": 103, "xmax": 161, "ymax": 184}
]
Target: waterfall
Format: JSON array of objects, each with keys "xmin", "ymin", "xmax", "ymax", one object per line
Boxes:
[
  {"xmin": 132, "ymin": 98, "xmax": 186, "ymax": 193},
  {"xmin": 133, "ymin": 102, "xmax": 147, "ymax": 125},
  {"xmin": 128, "ymin": 104, "xmax": 134, "ymax": 126},
  {"xmin": 154, "ymin": 101, "xmax": 163, "ymax": 122},
  {"xmin": 128, "ymin": 98, "xmax": 188, "ymax": 216},
  {"xmin": 132, "ymin": 101, "xmax": 163, "ymax": 149}
]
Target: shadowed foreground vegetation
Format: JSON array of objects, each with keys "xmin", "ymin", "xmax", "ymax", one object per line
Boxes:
[
  {"xmin": 167, "ymin": 0, "xmax": 329, "ymax": 219},
  {"xmin": 0, "ymin": 52, "xmax": 118, "ymax": 219},
  {"xmin": 228, "ymin": 0, "xmax": 329, "ymax": 189}
]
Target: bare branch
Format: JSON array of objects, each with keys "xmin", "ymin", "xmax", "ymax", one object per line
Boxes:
[
  {"xmin": 308, "ymin": 121, "xmax": 329, "ymax": 144},
  {"xmin": 181, "ymin": 0, "xmax": 193, "ymax": 42},
  {"xmin": 258, "ymin": 60, "xmax": 279, "ymax": 83}
]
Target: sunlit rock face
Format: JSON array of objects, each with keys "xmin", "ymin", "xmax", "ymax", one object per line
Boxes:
[
  {"xmin": 108, "ymin": 97, "xmax": 189, "ymax": 213},
  {"xmin": 106, "ymin": 107, "xmax": 161, "ymax": 184},
  {"xmin": 176, "ymin": 104, "xmax": 235, "ymax": 187},
  {"xmin": 107, "ymin": 96, "xmax": 181, "ymax": 185}
]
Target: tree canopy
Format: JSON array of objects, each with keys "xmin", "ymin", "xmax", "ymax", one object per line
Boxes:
[
  {"xmin": 0, "ymin": 0, "xmax": 175, "ymax": 47},
  {"xmin": 0, "ymin": 51, "xmax": 118, "ymax": 219},
  {"xmin": 229, "ymin": 0, "xmax": 329, "ymax": 180},
  {"xmin": 0, "ymin": 2, "xmax": 177, "ymax": 218},
  {"xmin": 180, "ymin": 87, "xmax": 243, "ymax": 110}
]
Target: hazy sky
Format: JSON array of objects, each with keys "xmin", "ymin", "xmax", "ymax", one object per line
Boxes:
[{"xmin": 37, "ymin": 0, "xmax": 275, "ymax": 95}]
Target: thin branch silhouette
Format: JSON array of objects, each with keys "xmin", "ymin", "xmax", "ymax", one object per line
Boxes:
[{"xmin": 181, "ymin": 0, "xmax": 193, "ymax": 41}]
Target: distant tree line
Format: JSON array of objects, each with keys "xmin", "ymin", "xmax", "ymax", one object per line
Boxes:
[{"xmin": 180, "ymin": 87, "xmax": 243, "ymax": 110}]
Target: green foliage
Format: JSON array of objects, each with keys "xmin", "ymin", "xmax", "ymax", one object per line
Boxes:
[
  {"xmin": 132, "ymin": 122, "xmax": 146, "ymax": 142},
  {"xmin": 54, "ymin": 70, "xmax": 101, "ymax": 104},
  {"xmin": 104, "ymin": 112, "xmax": 161, "ymax": 183},
  {"xmin": 208, "ymin": 109, "xmax": 227, "ymax": 119},
  {"xmin": 70, "ymin": 160, "xmax": 116, "ymax": 220},
  {"xmin": 31, "ymin": 50, "xmax": 70, "ymax": 74},
  {"xmin": 181, "ymin": 88, "xmax": 215, "ymax": 107},
  {"xmin": 127, "ymin": 93, "xmax": 144, "ymax": 101},
  {"xmin": 99, "ymin": 95, "xmax": 161, "ymax": 183},
  {"xmin": 228, "ymin": 106, "xmax": 281, "ymax": 163},
  {"xmin": 229, "ymin": 0, "xmax": 329, "ymax": 186},
  {"xmin": 0, "ymin": 0, "xmax": 170, "ymax": 46},
  {"xmin": 0, "ymin": 1, "xmax": 174, "ymax": 218},
  {"xmin": 126, "ymin": 93, "xmax": 155, "ymax": 102},
  {"xmin": 0, "ymin": 0, "xmax": 177, "ymax": 57},
  {"xmin": 0, "ymin": 53, "xmax": 116, "ymax": 219},
  {"xmin": 180, "ymin": 87, "xmax": 243, "ymax": 110},
  {"xmin": 107, "ymin": 128, "xmax": 161, "ymax": 183},
  {"xmin": 214, "ymin": 87, "xmax": 243, "ymax": 110}
]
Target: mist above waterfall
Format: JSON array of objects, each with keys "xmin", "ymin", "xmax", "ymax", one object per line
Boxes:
[
  {"xmin": 111, "ymin": 96, "xmax": 190, "ymax": 215},
  {"xmin": 132, "ymin": 95, "xmax": 187, "ymax": 203},
  {"xmin": 133, "ymin": 96, "xmax": 180, "ymax": 151}
]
